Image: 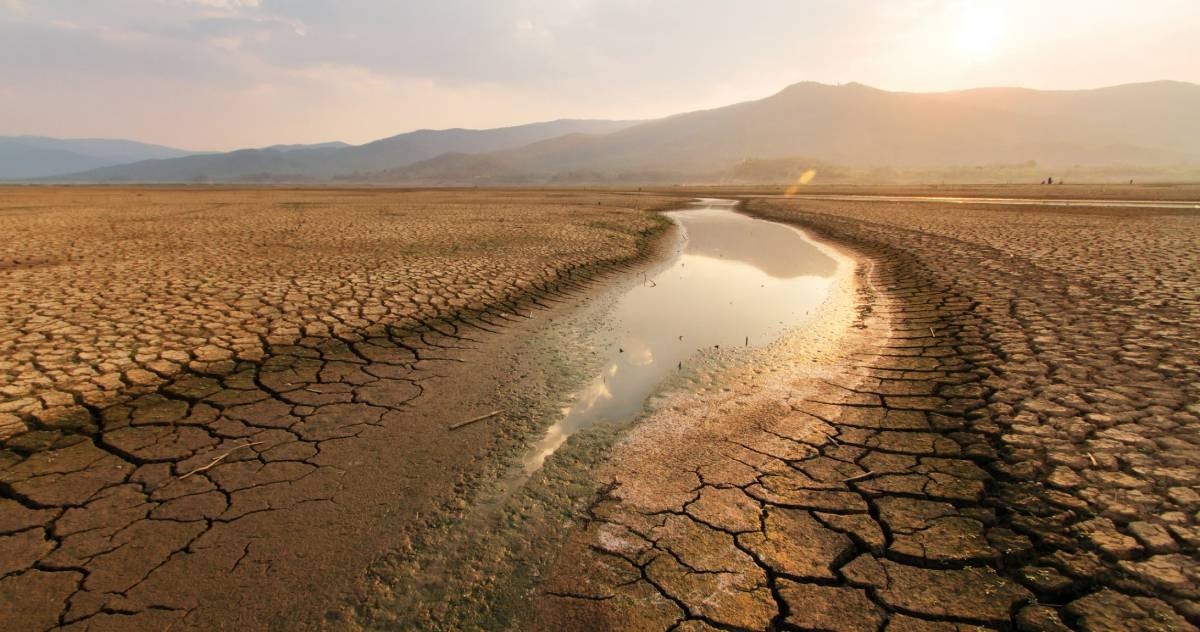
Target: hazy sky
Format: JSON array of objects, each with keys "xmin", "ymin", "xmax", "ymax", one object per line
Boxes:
[{"xmin": 3, "ymin": 0, "xmax": 1197, "ymax": 150}]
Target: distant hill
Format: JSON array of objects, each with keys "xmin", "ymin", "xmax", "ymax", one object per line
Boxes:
[
  {"xmin": 50, "ymin": 119, "xmax": 640, "ymax": 183},
  {"xmin": 373, "ymin": 80, "xmax": 1200, "ymax": 183},
  {"xmin": 0, "ymin": 136, "xmax": 198, "ymax": 179}
]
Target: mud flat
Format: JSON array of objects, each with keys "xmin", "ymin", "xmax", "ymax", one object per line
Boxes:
[
  {"xmin": 0, "ymin": 187, "xmax": 688, "ymax": 630},
  {"xmin": 531, "ymin": 193, "xmax": 1200, "ymax": 631}
]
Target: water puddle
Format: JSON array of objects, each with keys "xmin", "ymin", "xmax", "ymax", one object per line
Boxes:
[{"xmin": 522, "ymin": 198, "xmax": 837, "ymax": 473}]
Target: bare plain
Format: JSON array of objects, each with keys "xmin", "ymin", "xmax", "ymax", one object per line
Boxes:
[{"xmin": 1, "ymin": 185, "xmax": 1198, "ymax": 631}]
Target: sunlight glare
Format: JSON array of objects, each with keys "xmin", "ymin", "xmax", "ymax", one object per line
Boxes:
[
  {"xmin": 784, "ymin": 169, "xmax": 817, "ymax": 196},
  {"xmin": 951, "ymin": 4, "xmax": 1006, "ymax": 62}
]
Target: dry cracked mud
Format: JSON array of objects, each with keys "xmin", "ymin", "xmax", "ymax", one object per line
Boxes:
[
  {"xmin": 531, "ymin": 193, "xmax": 1199, "ymax": 632},
  {"xmin": 4, "ymin": 186, "xmax": 1198, "ymax": 631},
  {"xmin": 0, "ymin": 186, "xmax": 687, "ymax": 630}
]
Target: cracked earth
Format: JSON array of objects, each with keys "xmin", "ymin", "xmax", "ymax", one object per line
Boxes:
[
  {"xmin": 532, "ymin": 195, "xmax": 1199, "ymax": 631},
  {"xmin": 3, "ymin": 187, "xmax": 1198, "ymax": 631},
  {"xmin": 0, "ymin": 187, "xmax": 684, "ymax": 630}
]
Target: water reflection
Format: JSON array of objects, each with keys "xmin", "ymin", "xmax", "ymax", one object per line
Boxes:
[
  {"xmin": 682, "ymin": 205, "xmax": 838, "ymax": 278},
  {"xmin": 522, "ymin": 199, "xmax": 838, "ymax": 473}
]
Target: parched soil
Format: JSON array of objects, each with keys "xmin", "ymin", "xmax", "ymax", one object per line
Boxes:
[
  {"xmin": 533, "ymin": 196, "xmax": 1199, "ymax": 631},
  {"xmin": 4, "ymin": 187, "xmax": 1198, "ymax": 631},
  {"xmin": 0, "ymin": 187, "xmax": 685, "ymax": 630}
]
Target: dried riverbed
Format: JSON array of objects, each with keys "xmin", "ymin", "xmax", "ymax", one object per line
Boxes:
[{"xmin": 354, "ymin": 200, "xmax": 849, "ymax": 629}]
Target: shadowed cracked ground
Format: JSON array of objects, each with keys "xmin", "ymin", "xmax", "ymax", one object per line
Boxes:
[{"xmin": 534, "ymin": 196, "xmax": 1199, "ymax": 632}]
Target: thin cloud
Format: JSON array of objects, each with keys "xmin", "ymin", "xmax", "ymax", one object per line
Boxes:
[{"xmin": 1, "ymin": 0, "xmax": 1197, "ymax": 149}]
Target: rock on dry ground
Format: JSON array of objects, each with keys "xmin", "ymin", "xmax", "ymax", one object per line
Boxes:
[
  {"xmin": 534, "ymin": 195, "xmax": 1199, "ymax": 631},
  {"xmin": 0, "ymin": 186, "xmax": 683, "ymax": 630}
]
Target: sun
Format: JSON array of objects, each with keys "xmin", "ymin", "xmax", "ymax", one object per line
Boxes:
[{"xmin": 950, "ymin": 4, "xmax": 1007, "ymax": 62}]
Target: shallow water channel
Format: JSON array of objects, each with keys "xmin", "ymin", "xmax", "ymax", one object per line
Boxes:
[{"xmin": 522, "ymin": 199, "xmax": 838, "ymax": 473}]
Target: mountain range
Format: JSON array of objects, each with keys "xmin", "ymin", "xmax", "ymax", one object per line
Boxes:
[
  {"xmin": 10, "ymin": 80, "xmax": 1200, "ymax": 184},
  {"xmin": 32, "ymin": 119, "xmax": 639, "ymax": 183},
  {"xmin": 0, "ymin": 136, "xmax": 200, "ymax": 179}
]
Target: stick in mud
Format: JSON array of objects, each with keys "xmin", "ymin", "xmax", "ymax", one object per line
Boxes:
[
  {"xmin": 178, "ymin": 441, "xmax": 263, "ymax": 480},
  {"xmin": 843, "ymin": 470, "xmax": 877, "ymax": 483},
  {"xmin": 448, "ymin": 410, "xmax": 501, "ymax": 431}
]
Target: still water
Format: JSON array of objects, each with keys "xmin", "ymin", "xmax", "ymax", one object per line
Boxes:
[{"xmin": 522, "ymin": 199, "xmax": 838, "ymax": 473}]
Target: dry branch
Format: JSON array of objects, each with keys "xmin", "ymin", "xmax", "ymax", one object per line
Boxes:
[
  {"xmin": 843, "ymin": 470, "xmax": 877, "ymax": 483},
  {"xmin": 448, "ymin": 410, "xmax": 501, "ymax": 431},
  {"xmin": 179, "ymin": 441, "xmax": 263, "ymax": 479}
]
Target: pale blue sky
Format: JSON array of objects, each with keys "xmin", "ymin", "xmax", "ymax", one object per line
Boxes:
[{"xmin": 2, "ymin": 0, "xmax": 1197, "ymax": 150}]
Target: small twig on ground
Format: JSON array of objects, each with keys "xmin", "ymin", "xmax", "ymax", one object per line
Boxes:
[
  {"xmin": 1087, "ymin": 452, "xmax": 1098, "ymax": 467},
  {"xmin": 179, "ymin": 442, "xmax": 263, "ymax": 480},
  {"xmin": 843, "ymin": 470, "xmax": 875, "ymax": 483},
  {"xmin": 448, "ymin": 410, "xmax": 501, "ymax": 431}
]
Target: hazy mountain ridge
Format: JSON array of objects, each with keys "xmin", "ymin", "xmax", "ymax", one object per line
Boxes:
[
  {"xmin": 25, "ymin": 80, "xmax": 1200, "ymax": 184},
  {"xmin": 374, "ymin": 80, "xmax": 1200, "ymax": 184},
  {"xmin": 0, "ymin": 136, "xmax": 199, "ymax": 179},
  {"xmin": 42, "ymin": 119, "xmax": 640, "ymax": 183}
]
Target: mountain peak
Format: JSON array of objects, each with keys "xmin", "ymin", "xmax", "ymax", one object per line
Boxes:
[{"xmin": 774, "ymin": 81, "xmax": 882, "ymax": 98}]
